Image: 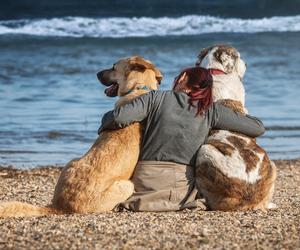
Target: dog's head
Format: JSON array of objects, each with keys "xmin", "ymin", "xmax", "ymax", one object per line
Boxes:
[
  {"xmin": 196, "ymin": 44, "xmax": 246, "ymax": 79},
  {"xmin": 196, "ymin": 44, "xmax": 247, "ymax": 107},
  {"xmin": 97, "ymin": 56, "xmax": 163, "ymax": 97}
]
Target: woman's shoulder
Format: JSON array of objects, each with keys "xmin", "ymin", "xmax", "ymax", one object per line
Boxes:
[
  {"xmin": 143, "ymin": 90, "xmax": 175, "ymax": 106},
  {"xmin": 153, "ymin": 90, "xmax": 186, "ymax": 97},
  {"xmin": 151, "ymin": 89, "xmax": 172, "ymax": 95},
  {"xmin": 148, "ymin": 90, "xmax": 173, "ymax": 99},
  {"xmin": 153, "ymin": 90, "xmax": 186, "ymax": 100},
  {"xmin": 145, "ymin": 90, "xmax": 188, "ymax": 105}
]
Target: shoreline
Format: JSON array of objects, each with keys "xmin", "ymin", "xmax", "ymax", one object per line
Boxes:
[
  {"xmin": 1, "ymin": 157, "xmax": 300, "ymax": 171},
  {"xmin": 0, "ymin": 159, "xmax": 299, "ymax": 249}
]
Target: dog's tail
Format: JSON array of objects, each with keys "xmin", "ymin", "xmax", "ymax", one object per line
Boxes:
[{"xmin": 0, "ymin": 201, "xmax": 62, "ymax": 218}]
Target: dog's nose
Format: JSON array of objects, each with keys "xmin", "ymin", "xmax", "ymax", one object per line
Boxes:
[{"xmin": 97, "ymin": 71, "xmax": 103, "ymax": 82}]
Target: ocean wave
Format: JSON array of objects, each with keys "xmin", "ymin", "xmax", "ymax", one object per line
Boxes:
[{"xmin": 0, "ymin": 15, "xmax": 300, "ymax": 38}]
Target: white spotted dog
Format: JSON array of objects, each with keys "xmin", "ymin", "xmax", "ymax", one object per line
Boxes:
[{"xmin": 195, "ymin": 45, "xmax": 277, "ymax": 211}]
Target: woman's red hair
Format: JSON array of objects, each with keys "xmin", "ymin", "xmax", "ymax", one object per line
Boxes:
[{"xmin": 174, "ymin": 67, "xmax": 213, "ymax": 116}]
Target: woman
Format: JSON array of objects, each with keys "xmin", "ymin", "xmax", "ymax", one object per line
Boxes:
[{"xmin": 99, "ymin": 67, "xmax": 265, "ymax": 212}]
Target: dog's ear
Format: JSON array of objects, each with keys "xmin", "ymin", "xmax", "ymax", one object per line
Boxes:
[
  {"xmin": 128, "ymin": 56, "xmax": 163, "ymax": 84},
  {"xmin": 128, "ymin": 56, "xmax": 149, "ymax": 72},
  {"xmin": 218, "ymin": 52, "xmax": 237, "ymax": 74},
  {"xmin": 214, "ymin": 45, "xmax": 239, "ymax": 74},
  {"xmin": 130, "ymin": 63, "xmax": 147, "ymax": 72}
]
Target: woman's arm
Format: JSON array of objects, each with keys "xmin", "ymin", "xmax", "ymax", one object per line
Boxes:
[
  {"xmin": 98, "ymin": 91, "xmax": 156, "ymax": 133},
  {"xmin": 211, "ymin": 103, "xmax": 265, "ymax": 137}
]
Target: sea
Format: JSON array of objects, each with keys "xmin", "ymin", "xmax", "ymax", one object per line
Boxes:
[{"xmin": 0, "ymin": 0, "xmax": 300, "ymax": 168}]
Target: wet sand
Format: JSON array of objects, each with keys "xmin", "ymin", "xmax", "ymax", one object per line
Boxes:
[{"xmin": 0, "ymin": 159, "xmax": 299, "ymax": 249}]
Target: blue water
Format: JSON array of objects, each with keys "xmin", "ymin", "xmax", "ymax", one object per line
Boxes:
[{"xmin": 0, "ymin": 1, "xmax": 300, "ymax": 168}]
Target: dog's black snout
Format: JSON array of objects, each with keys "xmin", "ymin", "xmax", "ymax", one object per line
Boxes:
[
  {"xmin": 97, "ymin": 71, "xmax": 103, "ymax": 82},
  {"xmin": 97, "ymin": 70, "xmax": 112, "ymax": 86}
]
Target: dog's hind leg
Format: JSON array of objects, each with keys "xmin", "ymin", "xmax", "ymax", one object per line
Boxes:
[{"xmin": 96, "ymin": 180, "xmax": 134, "ymax": 212}]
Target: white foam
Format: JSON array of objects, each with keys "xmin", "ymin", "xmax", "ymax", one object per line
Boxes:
[{"xmin": 0, "ymin": 15, "xmax": 300, "ymax": 38}]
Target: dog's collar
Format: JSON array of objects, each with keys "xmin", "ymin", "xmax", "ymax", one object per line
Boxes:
[
  {"xmin": 209, "ymin": 69, "xmax": 225, "ymax": 75},
  {"xmin": 121, "ymin": 85, "xmax": 153, "ymax": 96}
]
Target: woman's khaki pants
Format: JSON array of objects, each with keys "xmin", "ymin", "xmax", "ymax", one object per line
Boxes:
[{"xmin": 120, "ymin": 161, "xmax": 200, "ymax": 212}]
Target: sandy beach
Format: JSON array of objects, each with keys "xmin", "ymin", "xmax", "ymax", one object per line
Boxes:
[
  {"xmin": 1, "ymin": 1, "xmax": 300, "ymax": 249},
  {"xmin": 0, "ymin": 159, "xmax": 299, "ymax": 249}
]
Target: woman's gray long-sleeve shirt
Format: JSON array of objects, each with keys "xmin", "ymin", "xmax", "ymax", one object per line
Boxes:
[{"xmin": 99, "ymin": 90, "xmax": 265, "ymax": 166}]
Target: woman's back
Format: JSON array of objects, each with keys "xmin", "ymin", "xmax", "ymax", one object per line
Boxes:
[{"xmin": 140, "ymin": 90, "xmax": 212, "ymax": 165}]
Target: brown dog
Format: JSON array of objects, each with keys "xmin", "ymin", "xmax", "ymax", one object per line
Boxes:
[
  {"xmin": 195, "ymin": 45, "xmax": 277, "ymax": 211},
  {"xmin": 0, "ymin": 56, "xmax": 162, "ymax": 217}
]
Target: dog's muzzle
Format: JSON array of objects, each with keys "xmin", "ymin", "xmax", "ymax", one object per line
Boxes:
[
  {"xmin": 97, "ymin": 69, "xmax": 119, "ymax": 97},
  {"xmin": 97, "ymin": 70, "xmax": 113, "ymax": 86}
]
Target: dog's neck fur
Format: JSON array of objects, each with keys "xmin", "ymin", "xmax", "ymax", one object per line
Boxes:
[
  {"xmin": 212, "ymin": 74, "xmax": 248, "ymax": 114},
  {"xmin": 212, "ymin": 74, "xmax": 245, "ymax": 106},
  {"xmin": 115, "ymin": 70, "xmax": 159, "ymax": 107}
]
